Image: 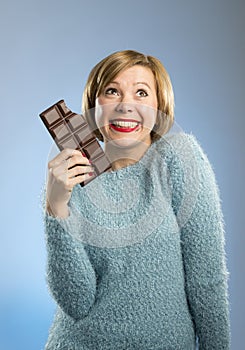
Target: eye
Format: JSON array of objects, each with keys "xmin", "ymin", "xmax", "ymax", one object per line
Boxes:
[
  {"xmin": 105, "ymin": 87, "xmax": 119, "ymax": 96},
  {"xmin": 136, "ymin": 89, "xmax": 148, "ymax": 97}
]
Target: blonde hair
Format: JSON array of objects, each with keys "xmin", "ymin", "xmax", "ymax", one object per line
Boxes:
[{"xmin": 82, "ymin": 50, "xmax": 175, "ymax": 143}]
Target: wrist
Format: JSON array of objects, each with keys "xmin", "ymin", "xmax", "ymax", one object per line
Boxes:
[{"xmin": 46, "ymin": 201, "xmax": 70, "ymax": 219}]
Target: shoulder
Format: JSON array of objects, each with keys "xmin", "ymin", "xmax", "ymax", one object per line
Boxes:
[
  {"xmin": 153, "ymin": 133, "xmax": 221, "ymax": 229},
  {"xmin": 153, "ymin": 132, "xmax": 212, "ymax": 173},
  {"xmin": 156, "ymin": 131, "xmax": 217, "ymax": 189},
  {"xmin": 155, "ymin": 132, "xmax": 204, "ymax": 156}
]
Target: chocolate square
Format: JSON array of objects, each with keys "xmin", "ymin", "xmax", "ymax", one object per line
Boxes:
[{"xmin": 50, "ymin": 122, "xmax": 71, "ymax": 141}]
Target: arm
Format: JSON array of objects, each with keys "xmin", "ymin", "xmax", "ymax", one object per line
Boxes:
[
  {"xmin": 169, "ymin": 134, "xmax": 231, "ymax": 349},
  {"xmin": 43, "ymin": 194, "xmax": 97, "ymax": 321}
]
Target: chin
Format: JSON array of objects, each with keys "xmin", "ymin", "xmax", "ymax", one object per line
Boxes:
[{"xmin": 108, "ymin": 137, "xmax": 140, "ymax": 149}]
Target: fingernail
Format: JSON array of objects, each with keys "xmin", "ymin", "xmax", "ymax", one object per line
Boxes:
[{"xmin": 89, "ymin": 172, "xmax": 94, "ymax": 176}]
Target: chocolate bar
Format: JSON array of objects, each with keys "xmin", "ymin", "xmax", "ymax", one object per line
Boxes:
[{"xmin": 39, "ymin": 100, "xmax": 112, "ymax": 186}]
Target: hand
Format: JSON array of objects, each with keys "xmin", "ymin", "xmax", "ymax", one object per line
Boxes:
[{"xmin": 46, "ymin": 148, "xmax": 94, "ymax": 218}]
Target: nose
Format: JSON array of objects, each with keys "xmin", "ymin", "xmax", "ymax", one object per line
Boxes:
[
  {"xmin": 115, "ymin": 93, "xmax": 136, "ymax": 113},
  {"xmin": 115, "ymin": 102, "xmax": 135, "ymax": 114}
]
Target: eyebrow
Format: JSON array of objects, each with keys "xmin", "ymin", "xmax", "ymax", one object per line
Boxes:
[{"xmin": 109, "ymin": 81, "xmax": 152, "ymax": 90}]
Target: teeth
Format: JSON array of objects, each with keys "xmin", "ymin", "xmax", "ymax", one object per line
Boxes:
[{"xmin": 111, "ymin": 121, "xmax": 139, "ymax": 128}]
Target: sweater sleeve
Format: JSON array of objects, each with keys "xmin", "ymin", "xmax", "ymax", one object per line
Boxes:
[
  {"xmin": 41, "ymin": 187, "xmax": 97, "ymax": 321},
  {"xmin": 169, "ymin": 134, "xmax": 231, "ymax": 349}
]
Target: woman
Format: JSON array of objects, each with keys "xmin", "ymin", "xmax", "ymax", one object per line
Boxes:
[{"xmin": 43, "ymin": 50, "xmax": 230, "ymax": 349}]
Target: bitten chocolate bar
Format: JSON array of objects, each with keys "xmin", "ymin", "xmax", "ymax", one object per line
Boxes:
[{"xmin": 39, "ymin": 100, "xmax": 112, "ymax": 186}]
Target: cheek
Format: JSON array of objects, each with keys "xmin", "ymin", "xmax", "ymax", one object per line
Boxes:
[
  {"xmin": 144, "ymin": 114, "xmax": 157, "ymax": 132},
  {"xmin": 136, "ymin": 105, "xmax": 158, "ymax": 130},
  {"xmin": 94, "ymin": 100, "xmax": 114, "ymax": 128},
  {"xmin": 94, "ymin": 102, "xmax": 104, "ymax": 128},
  {"xmin": 151, "ymin": 96, "xmax": 158, "ymax": 113}
]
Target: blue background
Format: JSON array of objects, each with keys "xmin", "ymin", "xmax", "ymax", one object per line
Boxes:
[{"xmin": 0, "ymin": 0, "xmax": 244, "ymax": 349}]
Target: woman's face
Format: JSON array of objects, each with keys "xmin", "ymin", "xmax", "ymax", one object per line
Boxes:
[{"xmin": 95, "ymin": 65, "xmax": 158, "ymax": 148}]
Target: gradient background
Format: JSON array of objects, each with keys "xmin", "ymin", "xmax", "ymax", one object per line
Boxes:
[{"xmin": 0, "ymin": 0, "xmax": 244, "ymax": 349}]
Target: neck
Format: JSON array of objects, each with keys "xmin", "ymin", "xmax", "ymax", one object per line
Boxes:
[{"xmin": 104, "ymin": 138, "xmax": 151, "ymax": 171}]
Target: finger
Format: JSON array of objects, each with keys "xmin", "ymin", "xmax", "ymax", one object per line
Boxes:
[
  {"xmin": 69, "ymin": 173, "xmax": 95, "ymax": 187},
  {"xmin": 54, "ymin": 171, "xmax": 94, "ymax": 190},
  {"xmin": 48, "ymin": 148, "xmax": 83, "ymax": 169},
  {"xmin": 51, "ymin": 163, "xmax": 66, "ymax": 179},
  {"xmin": 50, "ymin": 161, "xmax": 94, "ymax": 183},
  {"xmin": 67, "ymin": 153, "xmax": 91, "ymax": 169},
  {"xmin": 68, "ymin": 165, "xmax": 95, "ymax": 178},
  {"xmin": 50, "ymin": 156, "xmax": 92, "ymax": 179}
]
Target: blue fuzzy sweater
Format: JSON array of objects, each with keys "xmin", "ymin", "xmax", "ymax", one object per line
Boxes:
[{"xmin": 42, "ymin": 133, "xmax": 230, "ymax": 350}]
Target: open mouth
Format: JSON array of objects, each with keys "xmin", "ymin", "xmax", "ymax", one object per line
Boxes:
[{"xmin": 109, "ymin": 119, "xmax": 141, "ymax": 133}]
